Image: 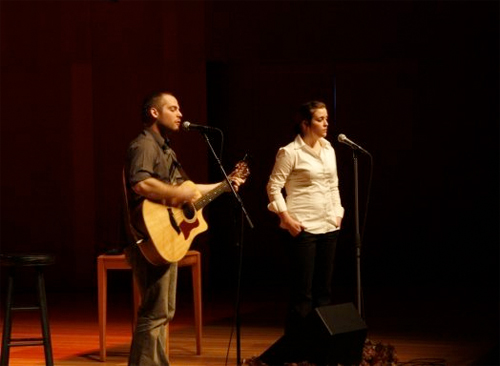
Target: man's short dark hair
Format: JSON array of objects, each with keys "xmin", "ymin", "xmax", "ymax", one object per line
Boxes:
[{"xmin": 141, "ymin": 91, "xmax": 174, "ymax": 125}]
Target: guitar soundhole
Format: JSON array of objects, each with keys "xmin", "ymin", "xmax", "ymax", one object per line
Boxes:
[{"xmin": 182, "ymin": 202, "xmax": 196, "ymax": 222}]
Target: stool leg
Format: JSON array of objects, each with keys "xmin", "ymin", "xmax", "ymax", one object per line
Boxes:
[
  {"xmin": 132, "ymin": 276, "xmax": 140, "ymax": 329},
  {"xmin": 0, "ymin": 270, "xmax": 14, "ymax": 366},
  {"xmin": 97, "ymin": 257, "xmax": 107, "ymax": 362},
  {"xmin": 37, "ymin": 268, "xmax": 54, "ymax": 366},
  {"xmin": 192, "ymin": 258, "xmax": 202, "ymax": 355}
]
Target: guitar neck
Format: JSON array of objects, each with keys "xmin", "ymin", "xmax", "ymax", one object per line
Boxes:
[{"xmin": 194, "ymin": 180, "xmax": 230, "ymax": 210}]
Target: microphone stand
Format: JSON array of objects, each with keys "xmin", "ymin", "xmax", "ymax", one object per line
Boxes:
[
  {"xmin": 200, "ymin": 132, "xmax": 254, "ymax": 366},
  {"xmin": 352, "ymin": 149, "xmax": 362, "ymax": 315}
]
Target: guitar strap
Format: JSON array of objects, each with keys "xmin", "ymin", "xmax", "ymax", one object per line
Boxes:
[
  {"xmin": 162, "ymin": 140, "xmax": 190, "ymax": 184},
  {"xmin": 173, "ymin": 159, "xmax": 190, "ymax": 183}
]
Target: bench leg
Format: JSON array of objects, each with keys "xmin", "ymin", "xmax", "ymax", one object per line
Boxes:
[
  {"xmin": 97, "ymin": 258, "xmax": 107, "ymax": 362},
  {"xmin": 37, "ymin": 269, "xmax": 54, "ymax": 366},
  {"xmin": 0, "ymin": 271, "xmax": 14, "ymax": 366},
  {"xmin": 192, "ymin": 258, "xmax": 202, "ymax": 355}
]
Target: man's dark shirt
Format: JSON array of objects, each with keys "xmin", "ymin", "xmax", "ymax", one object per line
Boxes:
[
  {"xmin": 126, "ymin": 128, "xmax": 186, "ymax": 208},
  {"xmin": 123, "ymin": 128, "xmax": 187, "ymax": 246}
]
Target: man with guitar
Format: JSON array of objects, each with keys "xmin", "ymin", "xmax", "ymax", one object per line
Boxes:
[{"xmin": 123, "ymin": 91, "xmax": 246, "ymax": 366}]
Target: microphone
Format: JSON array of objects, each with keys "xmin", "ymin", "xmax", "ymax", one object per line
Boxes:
[
  {"xmin": 182, "ymin": 121, "xmax": 218, "ymax": 132},
  {"xmin": 337, "ymin": 134, "xmax": 369, "ymax": 154}
]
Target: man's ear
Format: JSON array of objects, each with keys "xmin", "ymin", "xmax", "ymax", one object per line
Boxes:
[{"xmin": 150, "ymin": 107, "xmax": 159, "ymax": 119}]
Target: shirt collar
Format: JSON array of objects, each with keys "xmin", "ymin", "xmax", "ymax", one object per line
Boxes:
[
  {"xmin": 293, "ymin": 134, "xmax": 329, "ymax": 149},
  {"xmin": 145, "ymin": 127, "xmax": 170, "ymax": 151}
]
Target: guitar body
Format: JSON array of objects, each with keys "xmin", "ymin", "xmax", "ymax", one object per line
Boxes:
[
  {"xmin": 138, "ymin": 181, "xmax": 208, "ymax": 265},
  {"xmin": 134, "ymin": 158, "xmax": 249, "ymax": 265}
]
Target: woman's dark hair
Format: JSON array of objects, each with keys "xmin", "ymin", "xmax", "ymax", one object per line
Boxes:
[
  {"xmin": 141, "ymin": 91, "xmax": 174, "ymax": 125},
  {"xmin": 294, "ymin": 100, "xmax": 327, "ymax": 135}
]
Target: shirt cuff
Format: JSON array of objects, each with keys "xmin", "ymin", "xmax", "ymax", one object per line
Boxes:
[
  {"xmin": 267, "ymin": 198, "xmax": 287, "ymax": 213},
  {"xmin": 130, "ymin": 171, "xmax": 153, "ymax": 187}
]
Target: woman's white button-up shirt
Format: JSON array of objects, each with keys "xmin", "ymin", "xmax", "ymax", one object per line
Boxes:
[{"xmin": 267, "ymin": 135, "xmax": 344, "ymax": 234}]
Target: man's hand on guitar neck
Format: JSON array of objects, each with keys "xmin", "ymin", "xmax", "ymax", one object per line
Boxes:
[
  {"xmin": 227, "ymin": 159, "xmax": 250, "ymax": 192},
  {"xmin": 229, "ymin": 175, "xmax": 245, "ymax": 192}
]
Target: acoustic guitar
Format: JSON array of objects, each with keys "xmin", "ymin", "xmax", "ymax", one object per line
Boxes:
[{"xmin": 136, "ymin": 159, "xmax": 250, "ymax": 265}]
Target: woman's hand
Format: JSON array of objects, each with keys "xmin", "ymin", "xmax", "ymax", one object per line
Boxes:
[{"xmin": 278, "ymin": 211, "xmax": 304, "ymax": 237}]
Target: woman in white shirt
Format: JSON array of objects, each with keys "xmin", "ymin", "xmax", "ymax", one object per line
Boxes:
[{"xmin": 267, "ymin": 100, "xmax": 344, "ymax": 337}]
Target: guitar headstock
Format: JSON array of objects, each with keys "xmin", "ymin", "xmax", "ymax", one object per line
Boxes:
[{"xmin": 230, "ymin": 155, "xmax": 250, "ymax": 180}]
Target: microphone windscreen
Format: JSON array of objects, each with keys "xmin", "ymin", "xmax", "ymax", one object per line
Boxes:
[
  {"xmin": 182, "ymin": 121, "xmax": 191, "ymax": 131},
  {"xmin": 338, "ymin": 133, "xmax": 347, "ymax": 142}
]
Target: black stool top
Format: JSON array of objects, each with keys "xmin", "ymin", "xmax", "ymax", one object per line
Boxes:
[{"xmin": 0, "ymin": 254, "xmax": 55, "ymax": 267}]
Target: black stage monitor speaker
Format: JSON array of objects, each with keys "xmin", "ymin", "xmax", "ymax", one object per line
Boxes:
[
  {"xmin": 260, "ymin": 303, "xmax": 367, "ymax": 366},
  {"xmin": 307, "ymin": 303, "xmax": 367, "ymax": 365}
]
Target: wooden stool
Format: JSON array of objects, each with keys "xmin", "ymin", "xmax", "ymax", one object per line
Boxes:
[
  {"xmin": 97, "ymin": 250, "xmax": 202, "ymax": 361},
  {"xmin": 0, "ymin": 254, "xmax": 55, "ymax": 366}
]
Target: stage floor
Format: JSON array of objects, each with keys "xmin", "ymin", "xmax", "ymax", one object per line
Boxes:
[{"xmin": 0, "ymin": 284, "xmax": 497, "ymax": 366}]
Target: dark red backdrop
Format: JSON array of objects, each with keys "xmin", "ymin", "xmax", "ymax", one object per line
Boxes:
[{"xmin": 1, "ymin": 1, "xmax": 498, "ymax": 318}]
